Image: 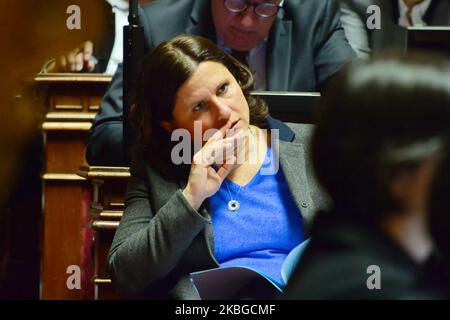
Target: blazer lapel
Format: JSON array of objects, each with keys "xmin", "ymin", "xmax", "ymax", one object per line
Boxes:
[
  {"xmin": 185, "ymin": 0, "xmax": 216, "ymax": 41},
  {"xmin": 267, "ymin": 18, "xmax": 292, "ymax": 90},
  {"xmin": 278, "ymin": 139, "xmax": 315, "ymax": 227}
]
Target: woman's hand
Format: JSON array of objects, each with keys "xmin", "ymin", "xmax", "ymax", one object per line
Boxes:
[{"xmin": 182, "ymin": 120, "xmax": 246, "ymax": 210}]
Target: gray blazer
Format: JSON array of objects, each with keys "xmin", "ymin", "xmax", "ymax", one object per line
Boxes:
[
  {"xmin": 108, "ymin": 118, "xmax": 328, "ymax": 299},
  {"xmin": 86, "ymin": 0, "xmax": 355, "ymax": 166},
  {"xmin": 338, "ymin": 0, "xmax": 449, "ymax": 57}
]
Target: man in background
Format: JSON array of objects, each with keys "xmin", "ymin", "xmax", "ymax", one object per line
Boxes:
[{"xmin": 86, "ymin": 0, "xmax": 356, "ymax": 166}]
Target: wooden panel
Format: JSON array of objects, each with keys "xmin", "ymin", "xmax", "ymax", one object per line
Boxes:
[
  {"xmin": 79, "ymin": 166, "xmax": 130, "ymax": 300},
  {"xmin": 93, "ymin": 228, "xmax": 119, "ymax": 299},
  {"xmin": 45, "ymin": 112, "xmax": 96, "ymax": 121},
  {"xmin": 42, "ymin": 122, "xmax": 92, "ymax": 131},
  {"xmin": 45, "ymin": 131, "xmax": 89, "ymax": 173},
  {"xmin": 41, "ymin": 181, "xmax": 93, "ymax": 299},
  {"xmin": 52, "ymin": 95, "xmax": 84, "ymax": 111},
  {"xmin": 87, "ymin": 95, "xmax": 103, "ymax": 112},
  {"xmin": 36, "ymin": 73, "xmax": 112, "ymax": 300},
  {"xmin": 101, "ymin": 180, "xmax": 128, "ymax": 211},
  {"xmin": 34, "ymin": 73, "xmax": 113, "ymax": 84}
]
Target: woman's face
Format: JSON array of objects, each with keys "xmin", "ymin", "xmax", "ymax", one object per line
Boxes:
[{"xmin": 160, "ymin": 61, "xmax": 250, "ymax": 141}]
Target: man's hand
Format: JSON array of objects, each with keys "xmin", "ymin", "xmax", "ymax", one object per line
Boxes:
[{"xmin": 45, "ymin": 41, "xmax": 96, "ymax": 73}]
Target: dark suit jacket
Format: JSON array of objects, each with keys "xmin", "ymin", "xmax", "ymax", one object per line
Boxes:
[
  {"xmin": 339, "ymin": 0, "xmax": 449, "ymax": 55},
  {"xmin": 108, "ymin": 119, "xmax": 329, "ymax": 299},
  {"xmin": 86, "ymin": 0, "xmax": 355, "ymax": 166},
  {"xmin": 284, "ymin": 210, "xmax": 433, "ymax": 299}
]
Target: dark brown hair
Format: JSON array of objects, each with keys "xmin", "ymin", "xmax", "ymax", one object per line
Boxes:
[
  {"xmin": 429, "ymin": 145, "xmax": 450, "ymax": 258},
  {"xmin": 312, "ymin": 51, "xmax": 450, "ymax": 223},
  {"xmin": 132, "ymin": 34, "xmax": 268, "ymax": 169}
]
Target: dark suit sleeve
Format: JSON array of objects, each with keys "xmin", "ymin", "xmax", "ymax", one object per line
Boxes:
[
  {"xmin": 108, "ymin": 156, "xmax": 210, "ymax": 298},
  {"xmin": 338, "ymin": 0, "xmax": 371, "ymax": 58},
  {"xmin": 314, "ymin": 0, "xmax": 356, "ymax": 88},
  {"xmin": 86, "ymin": 5, "xmax": 152, "ymax": 166},
  {"xmin": 86, "ymin": 64, "xmax": 125, "ymax": 166}
]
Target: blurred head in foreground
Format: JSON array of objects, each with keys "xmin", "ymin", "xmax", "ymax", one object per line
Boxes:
[
  {"xmin": 313, "ymin": 52, "xmax": 450, "ymax": 230},
  {"xmin": 428, "ymin": 144, "xmax": 450, "ymax": 293},
  {"xmin": 286, "ymin": 51, "xmax": 450, "ymax": 299}
]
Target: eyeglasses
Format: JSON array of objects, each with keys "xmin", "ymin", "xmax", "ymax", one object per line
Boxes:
[{"xmin": 223, "ymin": 0, "xmax": 284, "ymax": 18}]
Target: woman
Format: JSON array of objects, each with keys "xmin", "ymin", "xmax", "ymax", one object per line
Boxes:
[
  {"xmin": 108, "ymin": 35, "xmax": 325, "ymax": 299},
  {"xmin": 285, "ymin": 52, "xmax": 450, "ymax": 299}
]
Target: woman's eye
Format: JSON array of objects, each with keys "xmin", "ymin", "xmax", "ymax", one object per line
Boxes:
[
  {"xmin": 193, "ymin": 102, "xmax": 205, "ymax": 112},
  {"xmin": 217, "ymin": 83, "xmax": 228, "ymax": 95}
]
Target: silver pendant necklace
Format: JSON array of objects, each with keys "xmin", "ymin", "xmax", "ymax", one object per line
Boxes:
[
  {"xmin": 224, "ymin": 126, "xmax": 257, "ymax": 211},
  {"xmin": 225, "ymin": 180, "xmax": 243, "ymax": 211}
]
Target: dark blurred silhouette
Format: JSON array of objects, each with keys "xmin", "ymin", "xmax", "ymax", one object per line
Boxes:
[{"xmin": 285, "ymin": 52, "xmax": 450, "ymax": 299}]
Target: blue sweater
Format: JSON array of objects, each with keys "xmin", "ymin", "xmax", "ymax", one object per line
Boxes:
[{"xmin": 210, "ymin": 147, "xmax": 305, "ymax": 285}]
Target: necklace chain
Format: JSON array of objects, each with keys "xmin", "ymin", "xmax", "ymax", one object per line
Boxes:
[
  {"xmin": 225, "ymin": 181, "xmax": 242, "ymax": 211},
  {"xmin": 223, "ymin": 126, "xmax": 258, "ymax": 211},
  {"xmin": 225, "ymin": 180, "xmax": 243, "ymax": 202}
]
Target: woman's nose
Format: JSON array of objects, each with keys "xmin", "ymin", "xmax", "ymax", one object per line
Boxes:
[{"xmin": 213, "ymin": 98, "xmax": 232, "ymax": 120}]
